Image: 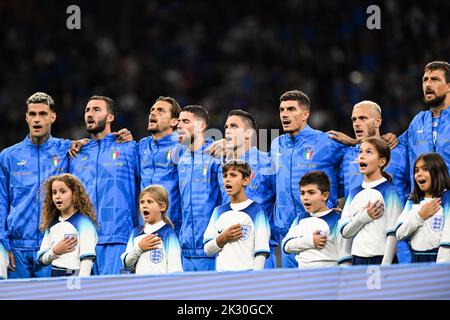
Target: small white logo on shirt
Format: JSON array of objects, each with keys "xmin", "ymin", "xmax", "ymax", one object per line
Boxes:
[
  {"xmin": 416, "ymin": 129, "xmax": 424, "ymax": 133},
  {"xmin": 17, "ymin": 160, "xmax": 27, "ymax": 166}
]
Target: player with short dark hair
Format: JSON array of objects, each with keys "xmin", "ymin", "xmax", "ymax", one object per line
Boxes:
[
  {"xmin": 271, "ymin": 90, "xmax": 347, "ymax": 268},
  {"xmin": 176, "ymin": 105, "xmax": 222, "ymax": 271},
  {"xmin": 0, "ymin": 92, "xmax": 72, "ymax": 278},
  {"xmin": 69, "ymin": 95, "xmax": 140, "ymax": 275}
]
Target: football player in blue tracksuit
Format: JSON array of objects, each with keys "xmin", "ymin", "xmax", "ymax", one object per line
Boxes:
[
  {"xmin": 176, "ymin": 105, "xmax": 222, "ymax": 271},
  {"xmin": 399, "ymin": 61, "xmax": 450, "ymax": 187},
  {"xmin": 69, "ymin": 96, "xmax": 140, "ymax": 275},
  {"xmin": 0, "ymin": 92, "xmax": 70, "ymax": 279},
  {"xmin": 334, "ymin": 101, "xmax": 411, "ymax": 263},
  {"xmin": 217, "ymin": 110, "xmax": 278, "ymax": 268},
  {"xmin": 271, "ymin": 90, "xmax": 346, "ymax": 268},
  {"xmin": 139, "ymin": 96, "xmax": 184, "ymax": 234}
]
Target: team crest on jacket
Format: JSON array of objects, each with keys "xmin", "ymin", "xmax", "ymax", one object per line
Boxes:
[
  {"xmin": 150, "ymin": 248, "xmax": 163, "ymax": 263},
  {"xmin": 430, "ymin": 215, "xmax": 444, "ymax": 232},
  {"xmin": 303, "ymin": 145, "xmax": 314, "ymax": 160},
  {"xmin": 165, "ymin": 150, "xmax": 173, "ymax": 160},
  {"xmin": 51, "ymin": 155, "xmax": 60, "ymax": 166},
  {"xmin": 240, "ymin": 225, "xmax": 251, "ymax": 240},
  {"xmin": 202, "ymin": 163, "xmax": 208, "ymax": 176},
  {"xmin": 111, "ymin": 149, "xmax": 120, "ymax": 160}
]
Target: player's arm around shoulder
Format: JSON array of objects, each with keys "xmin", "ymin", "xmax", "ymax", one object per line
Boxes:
[{"xmin": 166, "ymin": 229, "xmax": 183, "ymax": 273}]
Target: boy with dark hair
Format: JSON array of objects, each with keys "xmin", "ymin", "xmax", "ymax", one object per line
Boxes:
[
  {"xmin": 217, "ymin": 109, "xmax": 278, "ymax": 268},
  {"xmin": 204, "ymin": 160, "xmax": 270, "ymax": 271},
  {"xmin": 282, "ymin": 171, "xmax": 350, "ymax": 268}
]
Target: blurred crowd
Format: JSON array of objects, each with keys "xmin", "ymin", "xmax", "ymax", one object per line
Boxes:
[{"xmin": 0, "ymin": 0, "xmax": 448, "ymax": 149}]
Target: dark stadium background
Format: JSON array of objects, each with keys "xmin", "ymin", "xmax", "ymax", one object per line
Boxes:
[{"xmin": 0, "ymin": 0, "xmax": 448, "ymax": 150}]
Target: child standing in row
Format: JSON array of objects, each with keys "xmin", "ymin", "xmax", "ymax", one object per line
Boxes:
[
  {"xmin": 339, "ymin": 137, "xmax": 402, "ymax": 265},
  {"xmin": 282, "ymin": 171, "xmax": 351, "ymax": 268},
  {"xmin": 37, "ymin": 174, "xmax": 98, "ymax": 277},
  {"xmin": 121, "ymin": 185, "xmax": 183, "ymax": 274},
  {"xmin": 203, "ymin": 160, "xmax": 270, "ymax": 271},
  {"xmin": 395, "ymin": 153, "xmax": 450, "ymax": 263}
]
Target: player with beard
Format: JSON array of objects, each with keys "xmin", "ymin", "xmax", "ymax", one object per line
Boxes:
[
  {"xmin": 176, "ymin": 105, "xmax": 222, "ymax": 271},
  {"xmin": 138, "ymin": 96, "xmax": 183, "ymax": 234},
  {"xmin": 0, "ymin": 92, "xmax": 131, "ymax": 278},
  {"xmin": 270, "ymin": 90, "xmax": 347, "ymax": 268},
  {"xmin": 69, "ymin": 95, "xmax": 140, "ymax": 275},
  {"xmin": 399, "ymin": 61, "xmax": 450, "ymax": 186}
]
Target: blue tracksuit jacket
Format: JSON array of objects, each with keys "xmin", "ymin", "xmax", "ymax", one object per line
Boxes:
[
  {"xmin": 270, "ymin": 125, "xmax": 346, "ymax": 239},
  {"xmin": 139, "ymin": 132, "xmax": 184, "ymax": 232},
  {"xmin": 177, "ymin": 140, "xmax": 222, "ymax": 258},
  {"xmin": 0, "ymin": 136, "xmax": 70, "ymax": 250},
  {"xmin": 69, "ymin": 134, "xmax": 140, "ymax": 245}
]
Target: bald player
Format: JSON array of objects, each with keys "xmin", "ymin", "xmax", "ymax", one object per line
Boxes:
[{"xmin": 331, "ymin": 100, "xmax": 411, "ymax": 263}]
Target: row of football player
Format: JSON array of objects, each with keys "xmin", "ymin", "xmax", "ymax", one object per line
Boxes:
[{"xmin": 0, "ymin": 60, "xmax": 449, "ymax": 278}]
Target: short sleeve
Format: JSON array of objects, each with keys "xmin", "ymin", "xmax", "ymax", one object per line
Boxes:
[
  {"xmin": 394, "ymin": 200, "xmax": 413, "ymax": 232},
  {"xmin": 78, "ymin": 218, "xmax": 98, "ymax": 261},
  {"xmin": 253, "ymin": 207, "xmax": 270, "ymax": 256},
  {"xmin": 385, "ymin": 189, "xmax": 403, "ymax": 236},
  {"xmin": 165, "ymin": 231, "xmax": 183, "ymax": 273}
]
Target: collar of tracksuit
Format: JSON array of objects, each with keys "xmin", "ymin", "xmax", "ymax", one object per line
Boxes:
[
  {"xmin": 188, "ymin": 138, "xmax": 213, "ymax": 155},
  {"xmin": 286, "ymin": 124, "xmax": 315, "ymax": 145},
  {"xmin": 23, "ymin": 135, "xmax": 56, "ymax": 149},
  {"xmin": 149, "ymin": 132, "xmax": 179, "ymax": 147}
]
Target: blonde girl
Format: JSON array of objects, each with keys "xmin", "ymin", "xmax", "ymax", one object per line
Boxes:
[{"xmin": 121, "ymin": 185, "xmax": 182, "ymax": 274}]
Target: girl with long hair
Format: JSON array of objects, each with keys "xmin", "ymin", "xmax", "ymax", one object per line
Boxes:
[{"xmin": 37, "ymin": 174, "xmax": 97, "ymax": 277}]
